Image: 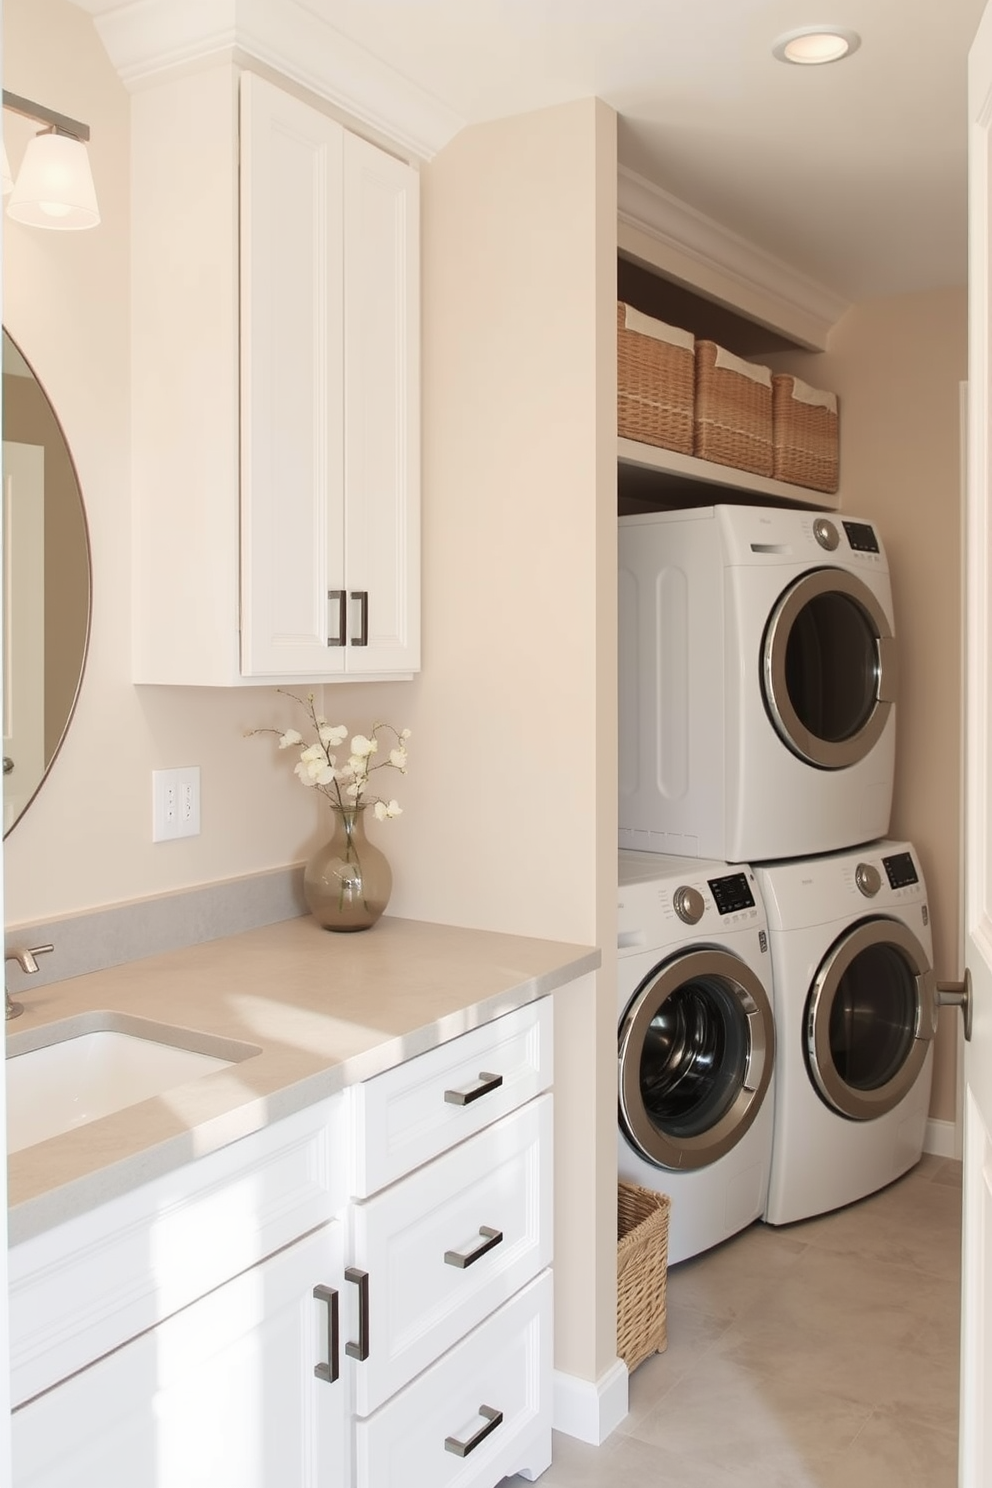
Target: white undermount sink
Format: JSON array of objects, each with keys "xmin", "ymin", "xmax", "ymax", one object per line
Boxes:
[{"xmin": 6, "ymin": 1018, "xmax": 260, "ymax": 1154}]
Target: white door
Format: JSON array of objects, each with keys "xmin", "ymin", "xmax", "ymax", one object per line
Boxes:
[{"xmin": 961, "ymin": 8, "xmax": 992, "ymax": 1483}]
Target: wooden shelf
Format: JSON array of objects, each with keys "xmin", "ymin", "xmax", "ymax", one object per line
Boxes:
[{"xmin": 618, "ymin": 437, "xmax": 840, "ymax": 513}]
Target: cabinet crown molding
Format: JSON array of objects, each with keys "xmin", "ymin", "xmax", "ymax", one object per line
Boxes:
[
  {"xmin": 618, "ymin": 165, "xmax": 851, "ymax": 350},
  {"xmin": 67, "ymin": 0, "xmax": 465, "ymax": 160}
]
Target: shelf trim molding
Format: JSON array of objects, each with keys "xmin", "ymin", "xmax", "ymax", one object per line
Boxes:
[
  {"xmin": 618, "ymin": 166, "xmax": 851, "ymax": 351},
  {"xmin": 618, "ymin": 437, "xmax": 840, "ymax": 511}
]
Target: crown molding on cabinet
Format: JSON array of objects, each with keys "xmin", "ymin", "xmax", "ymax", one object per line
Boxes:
[
  {"xmin": 68, "ymin": 0, "xmax": 466, "ymax": 161},
  {"xmin": 618, "ymin": 166, "xmax": 851, "ymax": 351}
]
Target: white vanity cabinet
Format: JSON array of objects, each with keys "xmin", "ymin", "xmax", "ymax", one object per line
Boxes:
[
  {"xmin": 131, "ymin": 65, "xmax": 420, "ymax": 686},
  {"xmin": 9, "ymin": 997, "xmax": 554, "ymax": 1488},
  {"xmin": 9, "ymin": 1097, "xmax": 350, "ymax": 1487}
]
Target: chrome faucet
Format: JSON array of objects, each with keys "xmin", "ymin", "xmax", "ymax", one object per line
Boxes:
[{"xmin": 5, "ymin": 944, "xmax": 54, "ymax": 1020}]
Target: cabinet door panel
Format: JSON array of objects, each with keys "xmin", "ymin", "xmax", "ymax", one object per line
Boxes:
[
  {"xmin": 240, "ymin": 72, "xmax": 346, "ymax": 677},
  {"xmin": 12, "ymin": 1225, "xmax": 346, "ymax": 1488},
  {"xmin": 350, "ymin": 1095, "xmax": 552, "ymax": 1414},
  {"xmin": 342, "ymin": 130, "xmax": 420, "ymax": 675}
]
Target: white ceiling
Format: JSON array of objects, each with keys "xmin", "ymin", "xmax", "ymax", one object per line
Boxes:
[
  {"xmin": 71, "ymin": 0, "xmax": 988, "ymax": 304},
  {"xmin": 294, "ymin": 0, "xmax": 986, "ymax": 304}
]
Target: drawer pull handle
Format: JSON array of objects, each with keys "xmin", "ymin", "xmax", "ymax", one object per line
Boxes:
[
  {"xmin": 444, "ymin": 1071, "xmax": 503, "ymax": 1106},
  {"xmin": 444, "ymin": 1226, "xmax": 503, "ymax": 1269},
  {"xmin": 312, "ymin": 1284, "xmax": 339, "ymax": 1384},
  {"xmin": 327, "ymin": 589, "xmax": 346, "ymax": 647},
  {"xmin": 345, "ymin": 1267, "xmax": 370, "ymax": 1361},
  {"xmin": 445, "ymin": 1405, "xmax": 504, "ymax": 1458}
]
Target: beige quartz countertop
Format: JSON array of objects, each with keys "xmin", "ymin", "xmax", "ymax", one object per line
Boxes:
[{"xmin": 6, "ymin": 914, "xmax": 599, "ymax": 1245}]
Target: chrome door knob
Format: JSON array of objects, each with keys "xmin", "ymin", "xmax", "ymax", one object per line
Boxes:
[{"xmin": 936, "ymin": 969, "xmax": 973, "ymax": 1042}]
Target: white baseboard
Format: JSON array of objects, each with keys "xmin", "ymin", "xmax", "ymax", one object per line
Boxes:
[
  {"xmin": 552, "ymin": 1359, "xmax": 628, "ymax": 1445},
  {"xmin": 924, "ymin": 1117, "xmax": 960, "ymax": 1161}
]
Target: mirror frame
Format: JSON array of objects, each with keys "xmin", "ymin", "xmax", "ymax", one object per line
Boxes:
[{"xmin": 2, "ymin": 328, "xmax": 92, "ymax": 838}]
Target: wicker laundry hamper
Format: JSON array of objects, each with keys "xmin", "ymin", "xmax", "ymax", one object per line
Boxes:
[
  {"xmin": 617, "ymin": 1181, "xmax": 671, "ymax": 1372},
  {"xmin": 617, "ymin": 302, "xmax": 695, "ymax": 453}
]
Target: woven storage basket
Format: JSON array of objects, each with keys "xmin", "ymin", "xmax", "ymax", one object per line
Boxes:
[
  {"xmin": 772, "ymin": 373, "xmax": 840, "ymax": 493},
  {"xmin": 617, "ymin": 1181, "xmax": 671, "ymax": 1372},
  {"xmin": 694, "ymin": 340, "xmax": 773, "ymax": 476},
  {"xmin": 617, "ymin": 302, "xmax": 695, "ymax": 453}
]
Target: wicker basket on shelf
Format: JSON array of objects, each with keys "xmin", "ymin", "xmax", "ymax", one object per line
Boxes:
[
  {"xmin": 617, "ymin": 302, "xmax": 695, "ymax": 454},
  {"xmin": 617, "ymin": 1181, "xmax": 671, "ymax": 1372},
  {"xmin": 772, "ymin": 373, "xmax": 840, "ymax": 493},
  {"xmin": 694, "ymin": 340, "xmax": 773, "ymax": 476}
]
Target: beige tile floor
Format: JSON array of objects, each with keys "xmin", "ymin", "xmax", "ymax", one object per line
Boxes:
[{"xmin": 504, "ymin": 1154, "xmax": 962, "ymax": 1487}]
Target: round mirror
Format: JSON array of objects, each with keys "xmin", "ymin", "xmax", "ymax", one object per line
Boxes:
[{"xmin": 2, "ymin": 329, "xmax": 91, "ymax": 836}]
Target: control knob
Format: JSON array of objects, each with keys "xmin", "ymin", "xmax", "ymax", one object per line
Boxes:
[
  {"xmin": 855, "ymin": 862, "xmax": 881, "ymax": 897},
  {"xmin": 812, "ymin": 518, "xmax": 840, "ymax": 551},
  {"xmin": 673, "ymin": 885, "xmax": 705, "ymax": 924}
]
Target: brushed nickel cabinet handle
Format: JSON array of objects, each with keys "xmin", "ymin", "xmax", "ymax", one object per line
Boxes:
[
  {"xmin": 312, "ymin": 1284, "xmax": 339, "ymax": 1384},
  {"xmin": 345, "ymin": 1267, "xmax": 370, "ymax": 1361},
  {"xmin": 350, "ymin": 590, "xmax": 368, "ymax": 647},
  {"xmin": 327, "ymin": 589, "xmax": 346, "ymax": 647},
  {"xmin": 444, "ymin": 1071, "xmax": 503, "ymax": 1107},
  {"xmin": 444, "ymin": 1405, "xmax": 503, "ymax": 1458},
  {"xmin": 444, "ymin": 1226, "xmax": 503, "ymax": 1270}
]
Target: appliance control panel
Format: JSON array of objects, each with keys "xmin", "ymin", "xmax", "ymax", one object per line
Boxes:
[
  {"xmin": 882, "ymin": 850, "xmax": 919, "ymax": 889},
  {"xmin": 708, "ymin": 873, "xmax": 756, "ymax": 916},
  {"xmin": 842, "ymin": 520, "xmax": 881, "ymax": 554}
]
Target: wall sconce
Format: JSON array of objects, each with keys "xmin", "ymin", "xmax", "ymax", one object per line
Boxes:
[{"xmin": 2, "ymin": 90, "xmax": 100, "ymax": 230}]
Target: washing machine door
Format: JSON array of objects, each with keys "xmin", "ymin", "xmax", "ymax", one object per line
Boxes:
[
  {"xmin": 761, "ymin": 567, "xmax": 898, "ymax": 770},
  {"xmin": 618, "ymin": 947, "xmax": 774, "ymax": 1171},
  {"xmin": 806, "ymin": 917, "xmax": 937, "ymax": 1120}
]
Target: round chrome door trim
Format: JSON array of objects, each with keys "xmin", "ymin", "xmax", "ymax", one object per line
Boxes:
[
  {"xmin": 618, "ymin": 946, "xmax": 774, "ymax": 1171},
  {"xmin": 806, "ymin": 917, "xmax": 936, "ymax": 1121},
  {"xmin": 762, "ymin": 567, "xmax": 898, "ymax": 770}
]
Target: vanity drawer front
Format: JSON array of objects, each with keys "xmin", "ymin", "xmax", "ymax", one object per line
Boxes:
[
  {"xmin": 349, "ymin": 1093, "xmax": 552, "ymax": 1416},
  {"xmin": 355, "ymin": 1269, "xmax": 552, "ymax": 1488},
  {"xmin": 350, "ymin": 997, "xmax": 551, "ymax": 1196}
]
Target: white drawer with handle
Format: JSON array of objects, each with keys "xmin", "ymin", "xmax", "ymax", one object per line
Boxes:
[
  {"xmin": 348, "ymin": 999, "xmax": 551, "ymax": 1197},
  {"xmin": 354, "ymin": 1269, "xmax": 552, "ymax": 1488},
  {"xmin": 347, "ymin": 1092, "xmax": 552, "ymax": 1415}
]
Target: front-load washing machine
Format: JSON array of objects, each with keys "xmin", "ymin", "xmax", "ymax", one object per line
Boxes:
[
  {"xmin": 617, "ymin": 850, "xmax": 776, "ymax": 1264},
  {"xmin": 754, "ymin": 840, "xmax": 935, "ymax": 1226},
  {"xmin": 618, "ymin": 504, "xmax": 898, "ymax": 863}
]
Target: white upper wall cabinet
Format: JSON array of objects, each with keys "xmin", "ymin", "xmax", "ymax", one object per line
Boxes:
[{"xmin": 132, "ymin": 65, "xmax": 420, "ymax": 686}]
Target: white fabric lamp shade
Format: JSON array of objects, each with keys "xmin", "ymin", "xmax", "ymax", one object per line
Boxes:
[
  {"xmin": 7, "ymin": 131, "xmax": 99, "ymax": 229},
  {"xmin": 1, "ymin": 142, "xmax": 13, "ymax": 196}
]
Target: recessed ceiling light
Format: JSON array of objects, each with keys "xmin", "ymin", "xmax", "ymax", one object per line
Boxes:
[{"xmin": 772, "ymin": 26, "xmax": 861, "ymax": 65}]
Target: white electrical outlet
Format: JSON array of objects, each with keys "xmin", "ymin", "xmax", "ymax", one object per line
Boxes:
[{"xmin": 153, "ymin": 767, "xmax": 201, "ymax": 841}]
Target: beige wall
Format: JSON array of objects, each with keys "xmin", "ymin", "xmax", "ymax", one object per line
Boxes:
[
  {"xmin": 4, "ymin": 0, "xmax": 621, "ymax": 1390},
  {"xmin": 769, "ymin": 289, "xmax": 967, "ymax": 1124}
]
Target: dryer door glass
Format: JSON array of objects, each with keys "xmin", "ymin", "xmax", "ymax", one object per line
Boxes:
[
  {"xmin": 806, "ymin": 919, "xmax": 936, "ymax": 1120},
  {"xmin": 762, "ymin": 568, "xmax": 897, "ymax": 769},
  {"xmin": 619, "ymin": 947, "xmax": 774, "ymax": 1171}
]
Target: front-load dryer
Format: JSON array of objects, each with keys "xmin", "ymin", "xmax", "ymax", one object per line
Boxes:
[
  {"xmin": 754, "ymin": 840, "xmax": 935, "ymax": 1226},
  {"xmin": 618, "ymin": 504, "xmax": 898, "ymax": 863},
  {"xmin": 617, "ymin": 850, "xmax": 776, "ymax": 1264}
]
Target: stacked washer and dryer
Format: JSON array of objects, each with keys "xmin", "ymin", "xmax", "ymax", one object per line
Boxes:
[{"xmin": 617, "ymin": 504, "xmax": 937, "ymax": 1263}]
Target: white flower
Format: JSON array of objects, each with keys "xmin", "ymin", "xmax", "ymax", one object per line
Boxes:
[
  {"xmin": 253, "ymin": 693, "xmax": 410, "ymax": 824},
  {"xmin": 374, "ymin": 799, "xmax": 402, "ymax": 820}
]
